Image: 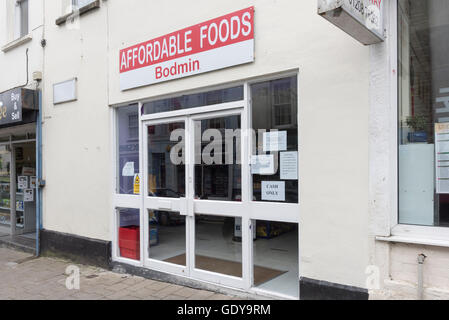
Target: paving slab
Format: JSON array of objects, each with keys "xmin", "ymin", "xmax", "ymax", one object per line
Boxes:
[{"xmin": 0, "ymin": 247, "xmax": 240, "ymax": 300}]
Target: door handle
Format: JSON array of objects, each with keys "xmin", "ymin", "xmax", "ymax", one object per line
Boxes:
[
  {"xmin": 157, "ymin": 200, "xmax": 172, "ymax": 211},
  {"xmin": 179, "ymin": 197, "xmax": 187, "ymax": 216},
  {"xmin": 179, "ymin": 197, "xmax": 194, "ymax": 217},
  {"xmin": 187, "ymin": 197, "xmax": 194, "ymax": 217}
]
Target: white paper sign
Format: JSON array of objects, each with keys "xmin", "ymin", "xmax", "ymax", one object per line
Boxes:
[
  {"xmin": 263, "ymin": 131, "xmax": 287, "ymax": 152},
  {"xmin": 18, "ymin": 176, "xmax": 28, "ymax": 190},
  {"xmin": 251, "ymin": 155, "xmax": 275, "ymax": 175},
  {"xmin": 261, "ymin": 181, "xmax": 285, "ymax": 202},
  {"xmin": 122, "ymin": 162, "xmax": 135, "ymax": 177},
  {"xmin": 24, "ymin": 189, "xmax": 34, "ymax": 202},
  {"xmin": 30, "ymin": 176, "xmax": 37, "ymax": 188},
  {"xmin": 280, "ymin": 152, "xmax": 298, "ymax": 180},
  {"xmin": 22, "ymin": 167, "xmax": 35, "ymax": 176},
  {"xmin": 16, "ymin": 200, "xmax": 24, "ymax": 211},
  {"xmin": 435, "ymin": 123, "xmax": 449, "ymax": 193}
]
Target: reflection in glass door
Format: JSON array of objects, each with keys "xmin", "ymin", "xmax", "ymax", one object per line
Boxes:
[
  {"xmin": 190, "ymin": 111, "xmax": 247, "ymax": 288},
  {"xmin": 194, "ymin": 115, "xmax": 241, "ymax": 201},
  {"xmin": 138, "ymin": 79, "xmax": 299, "ymax": 297},
  {"xmin": 144, "ymin": 119, "xmax": 188, "ymax": 274},
  {"xmin": 143, "ymin": 109, "xmax": 247, "ymax": 288}
]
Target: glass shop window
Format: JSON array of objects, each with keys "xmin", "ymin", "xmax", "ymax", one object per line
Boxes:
[
  {"xmin": 147, "ymin": 122, "xmax": 185, "ymax": 198},
  {"xmin": 117, "ymin": 208, "xmax": 140, "ymax": 261},
  {"xmin": 252, "ymin": 220, "xmax": 299, "ymax": 297},
  {"xmin": 398, "ymin": 0, "xmax": 449, "ymax": 226},
  {"xmin": 117, "ymin": 104, "xmax": 140, "ymax": 195},
  {"xmin": 194, "ymin": 115, "xmax": 241, "ymax": 201},
  {"xmin": 142, "ymin": 86, "xmax": 243, "ymax": 115},
  {"xmin": 251, "ymin": 76, "xmax": 298, "ymax": 203}
]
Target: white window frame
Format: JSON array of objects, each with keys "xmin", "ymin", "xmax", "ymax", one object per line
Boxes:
[
  {"xmin": 14, "ymin": 0, "xmax": 28, "ymax": 40},
  {"xmin": 110, "ymin": 103, "xmax": 144, "ymax": 268},
  {"xmin": 111, "ymin": 71, "xmax": 301, "ymax": 298},
  {"xmin": 378, "ymin": 0, "xmax": 449, "ymax": 246},
  {"xmin": 71, "ymin": 0, "xmax": 96, "ymax": 10},
  {"xmin": 141, "ymin": 108, "xmax": 248, "ymax": 290}
]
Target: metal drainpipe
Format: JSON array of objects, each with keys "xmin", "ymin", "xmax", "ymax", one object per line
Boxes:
[
  {"xmin": 417, "ymin": 253, "xmax": 427, "ymax": 300},
  {"xmin": 35, "ymin": 89, "xmax": 43, "ymax": 256}
]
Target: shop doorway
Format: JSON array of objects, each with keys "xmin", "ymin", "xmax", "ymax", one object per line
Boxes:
[
  {"xmin": 114, "ymin": 78, "xmax": 300, "ymax": 298},
  {"xmin": 142, "ymin": 108, "xmax": 247, "ymax": 289},
  {"xmin": 0, "ymin": 132, "xmax": 37, "ymax": 253},
  {"xmin": 139, "ymin": 107, "xmax": 299, "ymax": 295}
]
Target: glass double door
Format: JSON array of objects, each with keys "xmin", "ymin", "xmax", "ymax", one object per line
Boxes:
[{"xmin": 142, "ymin": 109, "xmax": 248, "ymax": 288}]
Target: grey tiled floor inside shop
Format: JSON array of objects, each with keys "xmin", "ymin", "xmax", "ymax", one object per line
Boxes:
[
  {"xmin": 0, "ymin": 225, "xmax": 36, "ymax": 253},
  {"xmin": 0, "ymin": 247, "xmax": 242, "ymax": 300},
  {"xmin": 149, "ymin": 221, "xmax": 299, "ymax": 298}
]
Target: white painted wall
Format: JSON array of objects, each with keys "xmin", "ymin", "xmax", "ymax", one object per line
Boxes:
[
  {"xmin": 0, "ymin": 0, "xmax": 43, "ymax": 93},
  {"xmin": 373, "ymin": 242, "xmax": 449, "ymax": 300},
  {"xmin": 41, "ymin": 1, "xmax": 111, "ymax": 241}
]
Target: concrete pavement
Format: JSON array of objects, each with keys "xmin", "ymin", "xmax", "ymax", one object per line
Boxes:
[{"xmin": 0, "ymin": 247, "xmax": 240, "ymax": 300}]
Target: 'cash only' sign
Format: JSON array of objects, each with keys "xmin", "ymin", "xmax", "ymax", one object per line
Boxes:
[{"xmin": 119, "ymin": 7, "xmax": 255, "ymax": 91}]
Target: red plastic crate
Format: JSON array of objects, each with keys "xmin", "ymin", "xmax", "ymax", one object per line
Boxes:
[{"xmin": 119, "ymin": 226, "xmax": 140, "ymax": 260}]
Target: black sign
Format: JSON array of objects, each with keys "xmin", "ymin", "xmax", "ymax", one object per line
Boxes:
[{"xmin": 0, "ymin": 88, "xmax": 36, "ymax": 126}]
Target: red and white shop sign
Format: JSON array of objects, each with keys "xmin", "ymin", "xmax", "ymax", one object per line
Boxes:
[{"xmin": 119, "ymin": 7, "xmax": 255, "ymax": 91}]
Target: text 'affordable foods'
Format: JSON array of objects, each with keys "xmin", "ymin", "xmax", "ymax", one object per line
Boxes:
[{"xmin": 119, "ymin": 7, "xmax": 255, "ymax": 90}]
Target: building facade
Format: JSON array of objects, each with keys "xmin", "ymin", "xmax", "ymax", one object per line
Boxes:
[
  {"xmin": 1, "ymin": 0, "xmax": 448, "ymax": 300},
  {"xmin": 0, "ymin": 0, "xmax": 42, "ymax": 251}
]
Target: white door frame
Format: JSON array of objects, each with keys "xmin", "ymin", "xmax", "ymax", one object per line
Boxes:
[
  {"xmin": 112, "ymin": 74, "xmax": 300, "ymax": 296},
  {"xmin": 142, "ymin": 115, "xmax": 190, "ymax": 276},
  {"xmin": 142, "ymin": 106, "xmax": 249, "ymax": 289},
  {"xmin": 187, "ymin": 108, "xmax": 248, "ymax": 289}
]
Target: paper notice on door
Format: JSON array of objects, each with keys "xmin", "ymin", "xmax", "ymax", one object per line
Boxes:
[
  {"xmin": 436, "ymin": 123, "xmax": 449, "ymax": 193},
  {"xmin": 16, "ymin": 200, "xmax": 24, "ymax": 211},
  {"xmin": 18, "ymin": 176, "xmax": 28, "ymax": 190},
  {"xmin": 261, "ymin": 181, "xmax": 285, "ymax": 202},
  {"xmin": 280, "ymin": 151, "xmax": 298, "ymax": 180},
  {"xmin": 22, "ymin": 167, "xmax": 35, "ymax": 176},
  {"xmin": 251, "ymin": 155, "xmax": 275, "ymax": 175},
  {"xmin": 263, "ymin": 131, "xmax": 287, "ymax": 152},
  {"xmin": 122, "ymin": 162, "xmax": 135, "ymax": 177},
  {"xmin": 30, "ymin": 176, "xmax": 37, "ymax": 188},
  {"xmin": 24, "ymin": 189, "xmax": 34, "ymax": 202},
  {"xmin": 439, "ymin": 141, "xmax": 449, "ymax": 153}
]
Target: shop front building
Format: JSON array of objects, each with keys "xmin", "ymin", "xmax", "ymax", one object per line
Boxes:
[
  {"xmin": 0, "ymin": 0, "xmax": 43, "ymax": 253},
  {"xmin": 2, "ymin": 0, "xmax": 448, "ymax": 300},
  {"xmin": 0, "ymin": 89, "xmax": 40, "ymax": 251},
  {"xmin": 112, "ymin": 6, "xmax": 303, "ymax": 298},
  {"xmin": 39, "ymin": 0, "xmax": 370, "ymax": 300}
]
